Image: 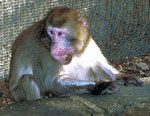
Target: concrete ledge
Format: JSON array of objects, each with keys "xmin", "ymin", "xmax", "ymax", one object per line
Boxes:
[{"xmin": 0, "ymin": 79, "xmax": 150, "ymax": 116}]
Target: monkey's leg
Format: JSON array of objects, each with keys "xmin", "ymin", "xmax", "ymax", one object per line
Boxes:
[
  {"xmin": 99, "ymin": 64, "xmax": 143, "ymax": 86},
  {"xmin": 13, "ymin": 74, "xmax": 41, "ymax": 101},
  {"xmin": 11, "ymin": 83, "xmax": 26, "ymax": 101}
]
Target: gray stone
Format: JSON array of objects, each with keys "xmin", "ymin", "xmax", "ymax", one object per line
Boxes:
[
  {"xmin": 0, "ymin": 78, "xmax": 150, "ymax": 116},
  {"xmin": 137, "ymin": 63, "xmax": 149, "ymax": 70}
]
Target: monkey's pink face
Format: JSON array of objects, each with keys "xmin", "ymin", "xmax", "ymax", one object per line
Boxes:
[{"xmin": 47, "ymin": 27, "xmax": 75, "ymax": 65}]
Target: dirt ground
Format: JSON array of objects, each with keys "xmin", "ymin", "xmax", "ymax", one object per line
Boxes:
[{"xmin": 0, "ymin": 77, "xmax": 150, "ymax": 116}]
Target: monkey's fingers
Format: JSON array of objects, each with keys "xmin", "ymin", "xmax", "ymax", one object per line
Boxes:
[
  {"xmin": 124, "ymin": 77, "xmax": 144, "ymax": 86},
  {"xmin": 100, "ymin": 83, "xmax": 119, "ymax": 95},
  {"xmin": 116, "ymin": 76, "xmax": 144, "ymax": 87}
]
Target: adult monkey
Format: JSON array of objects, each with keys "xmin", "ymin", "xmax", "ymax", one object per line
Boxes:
[{"xmin": 9, "ymin": 7, "xmax": 142, "ymax": 101}]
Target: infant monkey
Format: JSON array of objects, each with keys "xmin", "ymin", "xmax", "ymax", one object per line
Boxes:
[{"xmin": 9, "ymin": 7, "xmax": 142, "ymax": 101}]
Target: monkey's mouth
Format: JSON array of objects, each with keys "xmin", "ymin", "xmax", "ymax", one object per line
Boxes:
[
  {"xmin": 55, "ymin": 54, "xmax": 73, "ymax": 64},
  {"xmin": 51, "ymin": 48, "xmax": 74, "ymax": 64}
]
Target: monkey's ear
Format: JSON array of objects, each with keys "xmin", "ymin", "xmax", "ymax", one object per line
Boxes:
[
  {"xmin": 41, "ymin": 37, "xmax": 51, "ymax": 51},
  {"xmin": 41, "ymin": 32, "xmax": 51, "ymax": 51},
  {"xmin": 78, "ymin": 15, "xmax": 88, "ymax": 28}
]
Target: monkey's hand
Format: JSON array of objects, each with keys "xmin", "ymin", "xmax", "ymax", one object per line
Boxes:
[
  {"xmin": 88, "ymin": 81, "xmax": 119, "ymax": 95},
  {"xmin": 88, "ymin": 73, "xmax": 144, "ymax": 95},
  {"xmin": 116, "ymin": 73, "xmax": 144, "ymax": 86}
]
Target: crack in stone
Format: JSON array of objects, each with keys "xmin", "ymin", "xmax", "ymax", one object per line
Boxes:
[{"xmin": 70, "ymin": 95, "xmax": 105, "ymax": 114}]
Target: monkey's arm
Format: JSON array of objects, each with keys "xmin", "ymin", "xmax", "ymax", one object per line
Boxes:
[
  {"xmin": 50, "ymin": 76, "xmax": 96, "ymax": 95},
  {"xmin": 58, "ymin": 78, "xmax": 95, "ymax": 86},
  {"xmin": 53, "ymin": 77, "xmax": 121, "ymax": 95}
]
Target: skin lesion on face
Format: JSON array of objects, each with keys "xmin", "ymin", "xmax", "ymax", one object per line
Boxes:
[{"xmin": 51, "ymin": 47, "xmax": 75, "ymax": 65}]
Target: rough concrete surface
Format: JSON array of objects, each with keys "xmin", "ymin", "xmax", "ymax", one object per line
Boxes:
[{"xmin": 0, "ymin": 78, "xmax": 150, "ymax": 116}]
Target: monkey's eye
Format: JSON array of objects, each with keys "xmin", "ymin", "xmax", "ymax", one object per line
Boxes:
[
  {"xmin": 50, "ymin": 31, "xmax": 54, "ymax": 35},
  {"xmin": 49, "ymin": 31, "xmax": 55, "ymax": 37},
  {"xmin": 58, "ymin": 32, "xmax": 62, "ymax": 36}
]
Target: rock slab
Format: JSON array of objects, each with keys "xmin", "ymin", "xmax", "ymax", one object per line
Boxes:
[{"xmin": 0, "ymin": 79, "xmax": 150, "ymax": 116}]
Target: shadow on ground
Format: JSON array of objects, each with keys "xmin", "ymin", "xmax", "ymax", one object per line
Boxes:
[{"xmin": 0, "ymin": 78, "xmax": 150, "ymax": 116}]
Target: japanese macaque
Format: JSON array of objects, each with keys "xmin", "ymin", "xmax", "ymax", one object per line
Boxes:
[{"xmin": 9, "ymin": 7, "xmax": 142, "ymax": 101}]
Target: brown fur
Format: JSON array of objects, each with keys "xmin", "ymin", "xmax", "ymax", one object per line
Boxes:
[{"xmin": 9, "ymin": 7, "xmax": 143, "ymax": 101}]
